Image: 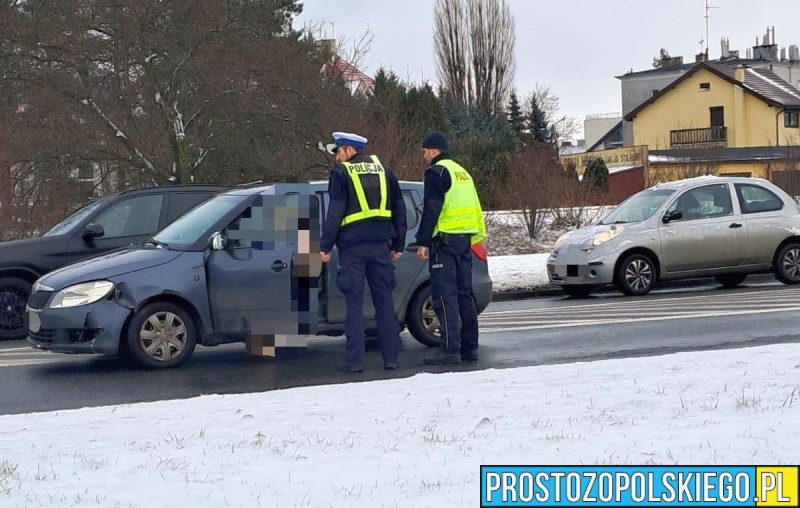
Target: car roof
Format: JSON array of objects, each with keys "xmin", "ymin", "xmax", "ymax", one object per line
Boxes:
[
  {"xmin": 650, "ymin": 175, "xmax": 775, "ymax": 192},
  {"xmin": 104, "ymin": 184, "xmax": 233, "ymax": 200},
  {"xmin": 218, "ymin": 180, "xmax": 424, "ymax": 197}
]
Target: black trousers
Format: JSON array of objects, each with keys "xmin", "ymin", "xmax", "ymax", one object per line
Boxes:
[
  {"xmin": 337, "ymin": 242, "xmax": 402, "ymax": 367},
  {"xmin": 429, "ymin": 233, "xmax": 479, "ymax": 356}
]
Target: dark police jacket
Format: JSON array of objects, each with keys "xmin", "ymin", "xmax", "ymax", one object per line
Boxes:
[
  {"xmin": 320, "ymin": 154, "xmax": 407, "ymax": 253},
  {"xmin": 415, "ymin": 152, "xmax": 454, "ymax": 248}
]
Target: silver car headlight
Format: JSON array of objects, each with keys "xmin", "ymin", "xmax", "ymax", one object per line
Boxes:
[
  {"xmin": 50, "ymin": 281, "xmax": 115, "ymax": 309},
  {"xmin": 591, "ymin": 227, "xmax": 625, "ymax": 247}
]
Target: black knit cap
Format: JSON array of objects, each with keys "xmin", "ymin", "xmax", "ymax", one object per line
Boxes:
[{"xmin": 421, "ymin": 131, "xmax": 449, "ymax": 151}]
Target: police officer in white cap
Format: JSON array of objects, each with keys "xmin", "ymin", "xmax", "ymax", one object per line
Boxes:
[{"xmin": 320, "ymin": 132, "xmax": 407, "ymax": 373}]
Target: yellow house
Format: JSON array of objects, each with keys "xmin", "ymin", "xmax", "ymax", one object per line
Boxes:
[{"xmin": 624, "ymin": 62, "xmax": 800, "ymax": 184}]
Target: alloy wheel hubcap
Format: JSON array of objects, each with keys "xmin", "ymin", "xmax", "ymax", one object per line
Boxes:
[
  {"xmin": 139, "ymin": 312, "xmax": 187, "ymax": 362},
  {"xmin": 422, "ymin": 297, "xmax": 441, "ymax": 337},
  {"xmin": 0, "ymin": 288, "xmax": 26, "ymax": 332},
  {"xmin": 783, "ymin": 249, "xmax": 800, "ymax": 280},
  {"xmin": 625, "ymin": 259, "xmax": 653, "ymax": 292}
]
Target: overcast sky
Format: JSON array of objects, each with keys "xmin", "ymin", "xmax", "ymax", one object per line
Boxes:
[{"xmin": 294, "ymin": 0, "xmax": 800, "ymax": 139}]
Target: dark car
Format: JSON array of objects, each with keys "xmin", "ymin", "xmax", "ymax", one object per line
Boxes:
[
  {"xmin": 0, "ymin": 185, "xmax": 229, "ymax": 340},
  {"xmin": 27, "ymin": 181, "xmax": 492, "ymax": 369}
]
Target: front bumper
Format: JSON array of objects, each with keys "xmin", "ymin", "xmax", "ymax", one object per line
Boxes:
[
  {"xmin": 27, "ymin": 298, "xmax": 131, "ymax": 355},
  {"xmin": 546, "ymin": 249, "xmax": 616, "ymax": 286}
]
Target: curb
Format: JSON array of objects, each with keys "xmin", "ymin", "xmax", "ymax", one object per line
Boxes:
[{"xmin": 490, "ymin": 273, "xmax": 778, "ymax": 302}]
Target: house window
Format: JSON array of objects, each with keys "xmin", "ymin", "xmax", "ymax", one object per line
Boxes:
[
  {"xmin": 710, "ymin": 106, "xmax": 725, "ymax": 127},
  {"xmin": 786, "ymin": 111, "xmax": 799, "ymax": 128},
  {"xmin": 699, "ymin": 82, "xmax": 711, "ymax": 91}
]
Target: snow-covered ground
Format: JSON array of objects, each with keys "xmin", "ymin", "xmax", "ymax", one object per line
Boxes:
[
  {"xmin": 1, "ymin": 344, "xmax": 798, "ymax": 507},
  {"xmin": 488, "ymin": 253, "xmax": 550, "ymax": 292}
]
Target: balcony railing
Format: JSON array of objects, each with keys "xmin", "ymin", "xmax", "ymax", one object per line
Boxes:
[{"xmin": 670, "ymin": 126, "xmax": 727, "ymax": 147}]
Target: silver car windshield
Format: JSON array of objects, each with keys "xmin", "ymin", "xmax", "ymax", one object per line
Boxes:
[
  {"xmin": 152, "ymin": 194, "xmax": 250, "ymax": 248},
  {"xmin": 600, "ymin": 189, "xmax": 676, "ymax": 225},
  {"xmin": 42, "ymin": 199, "xmax": 106, "ymax": 237}
]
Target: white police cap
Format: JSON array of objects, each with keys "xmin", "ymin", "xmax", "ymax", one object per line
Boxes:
[{"xmin": 325, "ymin": 131, "xmax": 368, "ymax": 155}]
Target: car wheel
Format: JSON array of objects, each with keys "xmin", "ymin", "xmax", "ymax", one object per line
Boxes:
[
  {"xmin": 774, "ymin": 243, "xmax": 800, "ymax": 285},
  {"xmin": 125, "ymin": 302, "xmax": 197, "ymax": 369},
  {"xmin": 616, "ymin": 254, "xmax": 656, "ymax": 296},
  {"xmin": 714, "ymin": 273, "xmax": 747, "ymax": 288},
  {"xmin": 406, "ymin": 285, "xmax": 440, "ymax": 347},
  {"xmin": 0, "ymin": 277, "xmax": 32, "ymax": 341},
  {"xmin": 562, "ymin": 285, "xmax": 595, "ymax": 298}
]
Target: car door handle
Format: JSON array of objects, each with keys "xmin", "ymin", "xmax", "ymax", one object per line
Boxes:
[
  {"xmin": 729, "ymin": 223, "xmax": 743, "ymax": 229},
  {"xmin": 271, "ymin": 260, "xmax": 288, "ymax": 272}
]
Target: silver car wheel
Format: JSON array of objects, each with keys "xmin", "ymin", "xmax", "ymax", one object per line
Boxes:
[
  {"xmin": 422, "ymin": 297, "xmax": 441, "ymax": 337},
  {"xmin": 782, "ymin": 248, "xmax": 800, "ymax": 281},
  {"xmin": 139, "ymin": 311, "xmax": 187, "ymax": 362},
  {"xmin": 625, "ymin": 259, "xmax": 653, "ymax": 291}
]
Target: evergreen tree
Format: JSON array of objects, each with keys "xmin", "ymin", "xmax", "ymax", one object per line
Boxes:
[
  {"xmin": 527, "ymin": 95, "xmax": 549, "ymax": 143},
  {"xmin": 583, "ymin": 157, "xmax": 609, "ymax": 191},
  {"xmin": 507, "ymin": 92, "xmax": 524, "ymax": 137}
]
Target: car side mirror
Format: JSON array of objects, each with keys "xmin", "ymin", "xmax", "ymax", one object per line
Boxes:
[
  {"xmin": 209, "ymin": 231, "xmax": 226, "ymax": 251},
  {"xmin": 83, "ymin": 223, "xmax": 105, "ymax": 240},
  {"xmin": 662, "ymin": 210, "xmax": 683, "ymax": 223}
]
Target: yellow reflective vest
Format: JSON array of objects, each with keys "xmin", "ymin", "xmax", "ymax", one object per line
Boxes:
[
  {"xmin": 433, "ymin": 159, "xmax": 486, "ymax": 245},
  {"xmin": 340, "ymin": 155, "xmax": 392, "ymax": 226}
]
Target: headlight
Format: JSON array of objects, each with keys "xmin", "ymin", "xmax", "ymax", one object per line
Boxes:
[
  {"xmin": 591, "ymin": 227, "xmax": 625, "ymax": 247},
  {"xmin": 50, "ymin": 281, "xmax": 114, "ymax": 309}
]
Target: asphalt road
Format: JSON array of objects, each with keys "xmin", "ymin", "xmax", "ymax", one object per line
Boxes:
[{"xmin": 1, "ymin": 280, "xmax": 799, "ymax": 416}]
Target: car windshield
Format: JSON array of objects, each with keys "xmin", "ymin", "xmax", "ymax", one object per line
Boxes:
[
  {"xmin": 151, "ymin": 194, "xmax": 250, "ymax": 249},
  {"xmin": 600, "ymin": 189, "xmax": 676, "ymax": 225},
  {"xmin": 42, "ymin": 199, "xmax": 107, "ymax": 237}
]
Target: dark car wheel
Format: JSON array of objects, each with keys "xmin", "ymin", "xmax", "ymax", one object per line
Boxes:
[
  {"xmin": 126, "ymin": 302, "xmax": 197, "ymax": 369},
  {"xmin": 562, "ymin": 285, "xmax": 596, "ymax": 298},
  {"xmin": 0, "ymin": 277, "xmax": 32, "ymax": 341},
  {"xmin": 774, "ymin": 243, "xmax": 800, "ymax": 285},
  {"xmin": 406, "ymin": 285, "xmax": 440, "ymax": 347},
  {"xmin": 616, "ymin": 254, "xmax": 656, "ymax": 296},
  {"xmin": 714, "ymin": 273, "xmax": 747, "ymax": 288}
]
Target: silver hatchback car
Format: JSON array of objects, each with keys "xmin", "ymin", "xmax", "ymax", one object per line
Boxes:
[{"xmin": 547, "ymin": 176, "xmax": 800, "ymax": 297}]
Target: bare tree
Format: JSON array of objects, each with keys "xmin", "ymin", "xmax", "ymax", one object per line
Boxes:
[
  {"xmin": 433, "ymin": 0, "xmax": 515, "ymax": 116},
  {"xmin": 434, "ymin": 0, "xmax": 472, "ymax": 107},
  {"xmin": 1, "ymin": 0, "xmax": 368, "ymax": 237},
  {"xmin": 509, "ymin": 146, "xmax": 557, "ymax": 239},
  {"xmin": 530, "ymin": 84, "xmax": 580, "ymax": 144}
]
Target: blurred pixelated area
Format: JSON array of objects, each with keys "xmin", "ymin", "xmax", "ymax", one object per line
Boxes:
[{"xmin": 225, "ymin": 192, "xmax": 322, "ymax": 358}]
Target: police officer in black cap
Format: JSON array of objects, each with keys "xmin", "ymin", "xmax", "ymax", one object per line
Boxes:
[
  {"xmin": 416, "ymin": 131, "xmax": 486, "ymax": 365},
  {"xmin": 320, "ymin": 132, "xmax": 407, "ymax": 373}
]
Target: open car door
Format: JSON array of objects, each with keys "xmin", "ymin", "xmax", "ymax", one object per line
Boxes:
[{"xmin": 205, "ymin": 193, "xmax": 321, "ymax": 342}]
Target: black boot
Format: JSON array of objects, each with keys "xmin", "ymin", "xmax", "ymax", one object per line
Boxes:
[
  {"xmin": 337, "ymin": 364, "xmax": 364, "ymax": 373},
  {"xmin": 423, "ymin": 352, "xmax": 461, "ymax": 365}
]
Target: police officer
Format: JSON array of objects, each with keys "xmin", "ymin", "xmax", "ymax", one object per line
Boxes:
[
  {"xmin": 320, "ymin": 132, "xmax": 407, "ymax": 373},
  {"xmin": 415, "ymin": 132, "xmax": 486, "ymax": 365}
]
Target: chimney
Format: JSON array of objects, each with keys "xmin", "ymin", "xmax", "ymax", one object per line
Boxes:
[
  {"xmin": 315, "ymin": 39, "xmax": 338, "ymax": 63},
  {"xmin": 734, "ymin": 64, "xmax": 747, "ymax": 83}
]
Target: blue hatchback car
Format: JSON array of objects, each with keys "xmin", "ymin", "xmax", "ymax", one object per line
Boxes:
[{"xmin": 27, "ymin": 182, "xmax": 492, "ymax": 368}]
